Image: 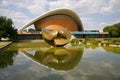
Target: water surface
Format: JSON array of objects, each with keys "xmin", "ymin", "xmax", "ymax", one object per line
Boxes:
[{"xmin": 0, "ymin": 41, "xmax": 120, "ymax": 80}]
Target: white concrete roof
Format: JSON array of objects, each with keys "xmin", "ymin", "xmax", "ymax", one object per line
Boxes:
[{"xmin": 18, "ymin": 9, "xmax": 83, "ymax": 32}]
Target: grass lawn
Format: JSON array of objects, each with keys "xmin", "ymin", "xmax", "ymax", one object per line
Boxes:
[{"xmin": 0, "ymin": 42, "xmax": 11, "ymax": 48}]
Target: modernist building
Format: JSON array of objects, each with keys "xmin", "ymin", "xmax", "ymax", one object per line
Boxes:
[
  {"xmin": 19, "ymin": 9, "xmax": 83, "ymax": 32},
  {"xmin": 18, "ymin": 9, "xmax": 109, "ymax": 40}
]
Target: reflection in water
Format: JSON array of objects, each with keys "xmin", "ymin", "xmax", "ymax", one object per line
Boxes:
[
  {"xmin": 83, "ymin": 44, "xmax": 98, "ymax": 49},
  {"xmin": 21, "ymin": 47, "xmax": 83, "ymax": 71},
  {"xmin": 0, "ymin": 48, "xmax": 18, "ymax": 68},
  {"xmin": 0, "ymin": 41, "xmax": 120, "ymax": 80},
  {"xmin": 81, "ymin": 43, "xmax": 120, "ymax": 54},
  {"xmin": 102, "ymin": 46, "xmax": 120, "ymax": 54},
  {"xmin": 40, "ymin": 74, "xmax": 64, "ymax": 80}
]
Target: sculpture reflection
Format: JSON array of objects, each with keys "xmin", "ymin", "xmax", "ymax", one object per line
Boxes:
[{"xmin": 21, "ymin": 47, "xmax": 83, "ymax": 71}]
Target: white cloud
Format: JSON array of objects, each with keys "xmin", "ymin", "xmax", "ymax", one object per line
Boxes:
[
  {"xmin": 49, "ymin": 0, "xmax": 106, "ymax": 15},
  {"xmin": 49, "ymin": 0, "xmax": 120, "ymax": 15},
  {"xmin": 101, "ymin": 0, "xmax": 120, "ymax": 14},
  {"xmin": 0, "ymin": 0, "xmax": 120, "ymax": 30},
  {"xmin": 0, "ymin": 0, "xmax": 9, "ymax": 8},
  {"xmin": 0, "ymin": 8, "xmax": 30, "ymax": 29},
  {"xmin": 0, "ymin": 0, "xmax": 48, "ymax": 15},
  {"xmin": 99, "ymin": 22, "xmax": 108, "ymax": 27},
  {"xmin": 81, "ymin": 17, "xmax": 102, "ymax": 30},
  {"xmin": 26, "ymin": 0, "xmax": 48, "ymax": 15},
  {"xmin": 16, "ymin": 0, "xmax": 49, "ymax": 15},
  {"xmin": 104, "ymin": 19, "xmax": 120, "ymax": 27}
]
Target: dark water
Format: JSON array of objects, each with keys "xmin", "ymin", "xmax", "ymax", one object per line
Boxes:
[{"xmin": 0, "ymin": 41, "xmax": 120, "ymax": 80}]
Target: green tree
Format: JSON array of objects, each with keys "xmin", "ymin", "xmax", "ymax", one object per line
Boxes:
[
  {"xmin": 0, "ymin": 16, "xmax": 17, "ymax": 41},
  {"xmin": 103, "ymin": 22, "xmax": 120, "ymax": 37},
  {"xmin": 28, "ymin": 28, "xmax": 36, "ymax": 32}
]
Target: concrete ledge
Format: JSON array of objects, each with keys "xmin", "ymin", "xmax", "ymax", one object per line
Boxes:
[{"xmin": 0, "ymin": 42, "xmax": 12, "ymax": 50}]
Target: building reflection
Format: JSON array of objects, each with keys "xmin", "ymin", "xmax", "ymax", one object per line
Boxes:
[{"xmin": 21, "ymin": 47, "xmax": 84, "ymax": 71}]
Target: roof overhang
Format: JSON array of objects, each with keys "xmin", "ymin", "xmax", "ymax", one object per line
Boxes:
[{"xmin": 18, "ymin": 9, "xmax": 83, "ymax": 32}]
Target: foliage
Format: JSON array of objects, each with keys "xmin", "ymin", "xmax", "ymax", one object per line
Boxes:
[
  {"xmin": 28, "ymin": 28, "xmax": 36, "ymax": 32},
  {"xmin": 71, "ymin": 38, "xmax": 120, "ymax": 46},
  {"xmin": 102, "ymin": 46, "xmax": 120, "ymax": 54},
  {"xmin": 108, "ymin": 38, "xmax": 120, "ymax": 45},
  {"xmin": 0, "ymin": 46, "xmax": 18, "ymax": 68},
  {"xmin": 0, "ymin": 16, "xmax": 17, "ymax": 41},
  {"xmin": 103, "ymin": 22, "xmax": 120, "ymax": 37},
  {"xmin": 71, "ymin": 39, "xmax": 80, "ymax": 46}
]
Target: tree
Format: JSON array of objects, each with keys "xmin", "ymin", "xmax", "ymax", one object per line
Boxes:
[
  {"xmin": 103, "ymin": 22, "xmax": 120, "ymax": 37},
  {"xmin": 0, "ymin": 16, "xmax": 17, "ymax": 41},
  {"xmin": 28, "ymin": 28, "xmax": 36, "ymax": 32}
]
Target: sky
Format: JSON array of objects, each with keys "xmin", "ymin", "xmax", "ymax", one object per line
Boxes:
[{"xmin": 0, "ymin": 0, "xmax": 120, "ymax": 30}]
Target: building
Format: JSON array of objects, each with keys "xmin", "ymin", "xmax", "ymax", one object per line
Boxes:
[
  {"xmin": 19, "ymin": 9, "xmax": 83, "ymax": 32},
  {"xmin": 72, "ymin": 30, "xmax": 109, "ymax": 38},
  {"xmin": 18, "ymin": 9, "xmax": 109, "ymax": 40}
]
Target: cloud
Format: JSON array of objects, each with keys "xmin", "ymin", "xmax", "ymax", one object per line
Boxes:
[
  {"xmin": 25, "ymin": 0, "xmax": 48, "ymax": 15},
  {"xmin": 0, "ymin": 0, "xmax": 9, "ymax": 8},
  {"xmin": 101, "ymin": 0, "xmax": 120, "ymax": 14},
  {"xmin": 0, "ymin": 0, "xmax": 120, "ymax": 30},
  {"xmin": 49, "ymin": 0, "xmax": 120, "ymax": 15},
  {"xmin": 49, "ymin": 0, "xmax": 105, "ymax": 15},
  {"xmin": 0, "ymin": 8, "xmax": 30, "ymax": 29},
  {"xmin": 81, "ymin": 17, "xmax": 103, "ymax": 30}
]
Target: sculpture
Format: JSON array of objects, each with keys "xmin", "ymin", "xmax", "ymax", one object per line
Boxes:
[{"xmin": 42, "ymin": 26, "xmax": 71, "ymax": 47}]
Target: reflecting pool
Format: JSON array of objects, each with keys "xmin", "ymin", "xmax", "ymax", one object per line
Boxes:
[{"xmin": 0, "ymin": 41, "xmax": 120, "ymax": 80}]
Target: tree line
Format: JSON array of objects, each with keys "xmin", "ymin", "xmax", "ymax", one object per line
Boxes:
[{"xmin": 103, "ymin": 22, "xmax": 120, "ymax": 37}]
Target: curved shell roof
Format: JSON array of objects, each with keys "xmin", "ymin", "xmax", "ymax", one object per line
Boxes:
[{"xmin": 18, "ymin": 9, "xmax": 83, "ymax": 32}]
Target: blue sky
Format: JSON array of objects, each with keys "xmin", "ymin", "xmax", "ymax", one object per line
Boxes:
[{"xmin": 0, "ymin": 0, "xmax": 120, "ymax": 30}]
